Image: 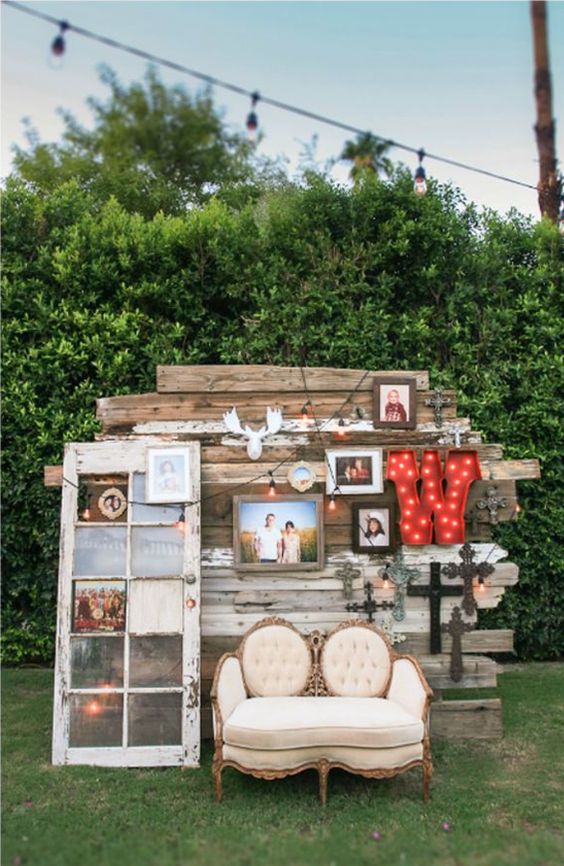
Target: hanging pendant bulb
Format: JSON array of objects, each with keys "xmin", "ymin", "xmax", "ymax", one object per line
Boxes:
[
  {"xmin": 50, "ymin": 21, "xmax": 69, "ymax": 68},
  {"xmin": 175, "ymin": 508, "xmax": 186, "ymax": 533},
  {"xmin": 328, "ymin": 489, "xmax": 337, "ymax": 511},
  {"xmin": 301, "ymin": 400, "xmax": 311, "ymax": 423},
  {"xmin": 81, "ymin": 493, "xmax": 92, "ymax": 521},
  {"xmin": 268, "ymin": 471, "xmax": 276, "ymax": 496},
  {"xmin": 414, "ymin": 148, "xmax": 427, "ymax": 196},
  {"xmin": 246, "ymin": 91, "xmax": 260, "ymax": 142}
]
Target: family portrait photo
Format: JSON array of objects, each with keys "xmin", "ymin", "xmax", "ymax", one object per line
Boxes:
[
  {"xmin": 233, "ymin": 495, "xmax": 323, "ymax": 571},
  {"xmin": 325, "ymin": 449, "xmax": 383, "ymax": 495},
  {"xmin": 352, "ymin": 501, "xmax": 397, "ymax": 554},
  {"xmin": 373, "ymin": 377, "xmax": 417, "ymax": 429},
  {"xmin": 146, "ymin": 447, "xmax": 190, "ymax": 503}
]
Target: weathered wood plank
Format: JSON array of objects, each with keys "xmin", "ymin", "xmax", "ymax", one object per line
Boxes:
[
  {"xmin": 430, "ymin": 699, "xmax": 503, "ymax": 739},
  {"xmin": 157, "ymin": 365, "xmax": 430, "ymax": 393},
  {"xmin": 44, "ymin": 465, "xmax": 63, "ymax": 487},
  {"xmin": 96, "ymin": 390, "xmax": 455, "ymax": 428},
  {"xmin": 481, "ymin": 459, "xmax": 541, "ymax": 481}
]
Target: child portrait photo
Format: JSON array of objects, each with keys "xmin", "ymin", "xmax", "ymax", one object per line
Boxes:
[{"xmin": 373, "ymin": 377, "xmax": 417, "ymax": 430}]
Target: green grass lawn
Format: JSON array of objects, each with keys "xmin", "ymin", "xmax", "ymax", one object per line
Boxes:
[{"xmin": 2, "ymin": 663, "xmax": 564, "ymax": 866}]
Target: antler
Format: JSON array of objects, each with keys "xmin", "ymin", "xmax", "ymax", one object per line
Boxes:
[
  {"xmin": 265, "ymin": 406, "xmax": 283, "ymax": 436},
  {"xmin": 223, "ymin": 407, "xmax": 246, "ymax": 437}
]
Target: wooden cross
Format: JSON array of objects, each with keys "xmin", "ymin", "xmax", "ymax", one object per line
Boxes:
[
  {"xmin": 425, "ymin": 388, "xmax": 452, "ymax": 428},
  {"xmin": 407, "ymin": 562, "xmax": 461, "ymax": 653},
  {"xmin": 380, "ymin": 549, "xmax": 420, "ymax": 622},
  {"xmin": 335, "ymin": 561, "xmax": 361, "ymax": 600},
  {"xmin": 346, "ymin": 581, "xmax": 394, "ymax": 623},
  {"xmin": 442, "ymin": 606, "xmax": 474, "ymax": 682},
  {"xmin": 442, "ymin": 542, "xmax": 495, "ymax": 616},
  {"xmin": 476, "ymin": 485, "xmax": 508, "ymax": 525}
]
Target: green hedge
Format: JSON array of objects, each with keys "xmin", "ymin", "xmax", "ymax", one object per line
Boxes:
[{"xmin": 2, "ymin": 172, "xmax": 563, "ymax": 663}]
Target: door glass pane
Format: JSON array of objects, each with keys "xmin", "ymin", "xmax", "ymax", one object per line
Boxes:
[
  {"xmin": 129, "ymin": 636, "xmax": 182, "ymax": 687},
  {"xmin": 128, "ymin": 694, "xmax": 182, "ymax": 746},
  {"xmin": 131, "ymin": 527, "xmax": 184, "ymax": 576},
  {"xmin": 131, "ymin": 473, "xmax": 179, "ymax": 523},
  {"xmin": 70, "ymin": 637, "xmax": 124, "ymax": 689},
  {"xmin": 73, "ymin": 527, "xmax": 127, "ymax": 576},
  {"xmin": 69, "ymin": 694, "xmax": 123, "ymax": 747}
]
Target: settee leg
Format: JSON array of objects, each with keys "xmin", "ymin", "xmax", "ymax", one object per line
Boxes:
[
  {"xmin": 422, "ymin": 759, "xmax": 432, "ymax": 802},
  {"xmin": 318, "ymin": 760, "xmax": 329, "ymax": 805},
  {"xmin": 213, "ymin": 760, "xmax": 223, "ymax": 803}
]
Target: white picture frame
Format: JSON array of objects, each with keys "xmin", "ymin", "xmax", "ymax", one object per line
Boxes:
[
  {"xmin": 146, "ymin": 447, "xmax": 191, "ymax": 503},
  {"xmin": 325, "ymin": 448, "xmax": 383, "ymax": 495}
]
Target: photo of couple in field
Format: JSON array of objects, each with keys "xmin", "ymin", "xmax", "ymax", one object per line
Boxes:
[{"xmin": 234, "ymin": 496, "xmax": 323, "ymax": 571}]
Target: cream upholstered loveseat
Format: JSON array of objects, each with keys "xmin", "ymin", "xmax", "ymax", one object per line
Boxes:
[{"xmin": 211, "ymin": 617, "xmax": 433, "ymax": 803}]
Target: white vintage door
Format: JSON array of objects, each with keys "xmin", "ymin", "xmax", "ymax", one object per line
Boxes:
[{"xmin": 52, "ymin": 439, "xmax": 201, "ymax": 767}]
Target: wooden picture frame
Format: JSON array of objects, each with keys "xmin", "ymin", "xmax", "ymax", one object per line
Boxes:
[
  {"xmin": 325, "ymin": 449, "xmax": 383, "ymax": 495},
  {"xmin": 287, "ymin": 461, "xmax": 317, "ymax": 492},
  {"xmin": 145, "ymin": 447, "xmax": 191, "ymax": 503},
  {"xmin": 233, "ymin": 494, "xmax": 324, "ymax": 572},
  {"xmin": 352, "ymin": 498, "xmax": 397, "ymax": 555},
  {"xmin": 373, "ymin": 377, "xmax": 417, "ymax": 430}
]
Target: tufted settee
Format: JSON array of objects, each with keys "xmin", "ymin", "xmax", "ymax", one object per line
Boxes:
[{"xmin": 211, "ymin": 617, "xmax": 433, "ymax": 803}]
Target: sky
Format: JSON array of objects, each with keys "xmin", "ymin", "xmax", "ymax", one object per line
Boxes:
[{"xmin": 1, "ymin": 0, "xmax": 563, "ymax": 219}]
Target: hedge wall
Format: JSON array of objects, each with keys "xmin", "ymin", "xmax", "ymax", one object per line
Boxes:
[{"xmin": 2, "ymin": 171, "xmax": 563, "ymax": 663}]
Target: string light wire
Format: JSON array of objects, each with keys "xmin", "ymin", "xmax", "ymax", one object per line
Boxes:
[{"xmin": 4, "ymin": 0, "xmax": 537, "ymax": 193}]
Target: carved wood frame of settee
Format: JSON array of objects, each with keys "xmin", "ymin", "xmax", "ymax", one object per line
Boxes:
[{"xmin": 210, "ymin": 617, "xmax": 434, "ymax": 804}]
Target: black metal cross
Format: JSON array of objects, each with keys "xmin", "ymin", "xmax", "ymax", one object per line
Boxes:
[
  {"xmin": 425, "ymin": 388, "xmax": 452, "ymax": 428},
  {"xmin": 442, "ymin": 542, "xmax": 495, "ymax": 616},
  {"xmin": 407, "ymin": 562, "xmax": 461, "ymax": 653},
  {"xmin": 442, "ymin": 606, "xmax": 474, "ymax": 682},
  {"xmin": 346, "ymin": 581, "xmax": 394, "ymax": 623}
]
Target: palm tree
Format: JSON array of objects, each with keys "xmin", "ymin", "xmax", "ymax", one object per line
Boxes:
[{"xmin": 340, "ymin": 132, "xmax": 393, "ymax": 183}]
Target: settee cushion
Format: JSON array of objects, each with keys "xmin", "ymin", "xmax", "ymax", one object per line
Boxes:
[
  {"xmin": 223, "ymin": 742, "xmax": 423, "ymax": 771},
  {"xmin": 241, "ymin": 625, "xmax": 311, "ymax": 697},
  {"xmin": 321, "ymin": 625, "xmax": 392, "ymax": 697},
  {"xmin": 223, "ymin": 696, "xmax": 424, "ymax": 750}
]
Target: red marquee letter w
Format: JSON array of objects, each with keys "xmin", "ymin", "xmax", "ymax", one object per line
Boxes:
[{"xmin": 386, "ymin": 450, "xmax": 481, "ymax": 544}]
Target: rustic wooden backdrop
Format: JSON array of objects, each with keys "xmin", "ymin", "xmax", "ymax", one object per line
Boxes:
[{"xmin": 46, "ymin": 365, "xmax": 540, "ymax": 739}]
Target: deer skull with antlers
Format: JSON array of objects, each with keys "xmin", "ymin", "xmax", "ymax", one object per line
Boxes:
[{"xmin": 222, "ymin": 406, "xmax": 283, "ymax": 460}]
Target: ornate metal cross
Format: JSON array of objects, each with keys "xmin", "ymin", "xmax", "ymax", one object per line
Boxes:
[
  {"xmin": 380, "ymin": 548, "xmax": 421, "ymax": 621},
  {"xmin": 476, "ymin": 485, "xmax": 508, "ymax": 525},
  {"xmin": 407, "ymin": 562, "xmax": 461, "ymax": 653},
  {"xmin": 442, "ymin": 606, "xmax": 474, "ymax": 682},
  {"xmin": 442, "ymin": 542, "xmax": 495, "ymax": 616},
  {"xmin": 346, "ymin": 581, "xmax": 394, "ymax": 623},
  {"xmin": 335, "ymin": 561, "xmax": 361, "ymax": 600},
  {"xmin": 425, "ymin": 388, "xmax": 452, "ymax": 428}
]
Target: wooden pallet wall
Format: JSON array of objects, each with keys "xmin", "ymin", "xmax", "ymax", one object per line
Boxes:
[{"xmin": 46, "ymin": 365, "xmax": 540, "ymax": 740}]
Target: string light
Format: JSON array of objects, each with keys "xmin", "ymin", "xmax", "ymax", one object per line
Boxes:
[
  {"xmin": 2, "ymin": 0, "xmax": 538, "ymax": 195},
  {"xmin": 246, "ymin": 91, "xmax": 260, "ymax": 141},
  {"xmin": 268, "ymin": 471, "xmax": 276, "ymax": 496},
  {"xmin": 301, "ymin": 400, "xmax": 312, "ymax": 422},
  {"xmin": 175, "ymin": 507, "xmax": 186, "ymax": 533},
  {"xmin": 336, "ymin": 415, "xmax": 346, "ymax": 437},
  {"xmin": 81, "ymin": 493, "xmax": 92, "ymax": 521},
  {"xmin": 328, "ymin": 488, "xmax": 338, "ymax": 510},
  {"xmin": 414, "ymin": 148, "xmax": 427, "ymax": 196},
  {"xmin": 559, "ymin": 199, "xmax": 564, "ymax": 236},
  {"xmin": 51, "ymin": 20, "xmax": 68, "ymax": 58}
]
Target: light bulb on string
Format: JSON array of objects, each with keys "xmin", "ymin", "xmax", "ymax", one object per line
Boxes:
[
  {"xmin": 336, "ymin": 415, "xmax": 346, "ymax": 437},
  {"xmin": 414, "ymin": 148, "xmax": 427, "ymax": 196},
  {"xmin": 175, "ymin": 508, "xmax": 186, "ymax": 533},
  {"xmin": 559, "ymin": 199, "xmax": 564, "ymax": 236},
  {"xmin": 268, "ymin": 471, "xmax": 276, "ymax": 496},
  {"xmin": 49, "ymin": 21, "xmax": 69, "ymax": 69},
  {"xmin": 328, "ymin": 488, "xmax": 338, "ymax": 511},
  {"xmin": 81, "ymin": 493, "xmax": 92, "ymax": 521},
  {"xmin": 246, "ymin": 91, "xmax": 260, "ymax": 142},
  {"xmin": 301, "ymin": 400, "xmax": 311, "ymax": 423}
]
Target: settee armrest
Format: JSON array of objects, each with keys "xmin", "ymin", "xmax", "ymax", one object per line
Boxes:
[
  {"xmin": 210, "ymin": 653, "xmax": 247, "ymax": 741},
  {"xmin": 386, "ymin": 655, "xmax": 434, "ymax": 722}
]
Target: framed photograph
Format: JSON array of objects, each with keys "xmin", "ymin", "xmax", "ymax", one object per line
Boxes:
[
  {"xmin": 325, "ymin": 449, "xmax": 383, "ymax": 495},
  {"xmin": 233, "ymin": 494, "xmax": 324, "ymax": 571},
  {"xmin": 373, "ymin": 377, "xmax": 417, "ymax": 430},
  {"xmin": 146, "ymin": 447, "xmax": 190, "ymax": 503},
  {"xmin": 352, "ymin": 500, "xmax": 397, "ymax": 554},
  {"xmin": 72, "ymin": 580, "xmax": 126, "ymax": 632},
  {"xmin": 287, "ymin": 461, "xmax": 317, "ymax": 492},
  {"xmin": 98, "ymin": 487, "xmax": 127, "ymax": 520}
]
